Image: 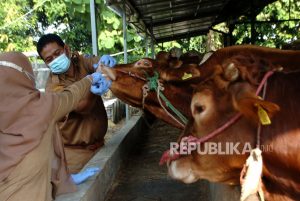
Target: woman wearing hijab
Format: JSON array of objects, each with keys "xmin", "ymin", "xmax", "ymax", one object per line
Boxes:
[{"xmin": 0, "ymin": 52, "xmax": 111, "ymax": 201}]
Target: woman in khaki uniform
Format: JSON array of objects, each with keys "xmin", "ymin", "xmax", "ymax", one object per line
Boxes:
[{"xmin": 0, "ymin": 52, "xmax": 106, "ymax": 201}]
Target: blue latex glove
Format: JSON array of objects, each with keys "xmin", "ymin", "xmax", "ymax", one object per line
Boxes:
[
  {"xmin": 91, "ymin": 72, "xmax": 103, "ymax": 85},
  {"xmin": 99, "ymin": 55, "xmax": 117, "ymax": 67},
  {"xmin": 90, "ymin": 72, "xmax": 112, "ymax": 95},
  {"xmin": 71, "ymin": 167, "xmax": 100, "ymax": 185}
]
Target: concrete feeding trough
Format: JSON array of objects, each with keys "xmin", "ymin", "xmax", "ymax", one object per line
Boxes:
[{"xmin": 56, "ymin": 115, "xmax": 147, "ymax": 201}]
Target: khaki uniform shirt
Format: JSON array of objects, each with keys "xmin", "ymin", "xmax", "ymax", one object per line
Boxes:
[{"xmin": 46, "ymin": 52, "xmax": 108, "ymax": 173}]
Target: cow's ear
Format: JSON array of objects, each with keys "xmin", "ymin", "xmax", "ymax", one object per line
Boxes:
[
  {"xmin": 230, "ymin": 82, "xmax": 280, "ymax": 124},
  {"xmin": 222, "ymin": 62, "xmax": 239, "ymax": 82},
  {"xmin": 235, "ymin": 97, "xmax": 280, "ymax": 124}
]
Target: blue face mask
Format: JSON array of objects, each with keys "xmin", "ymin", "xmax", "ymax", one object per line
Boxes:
[{"xmin": 48, "ymin": 53, "xmax": 71, "ymax": 74}]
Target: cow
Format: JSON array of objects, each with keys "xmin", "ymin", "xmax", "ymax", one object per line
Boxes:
[
  {"xmin": 180, "ymin": 49, "xmax": 204, "ymax": 65},
  {"xmin": 161, "ymin": 45, "xmax": 300, "ymax": 201},
  {"xmin": 99, "ymin": 52, "xmax": 203, "ymax": 129},
  {"xmin": 282, "ymin": 39, "xmax": 300, "ymax": 50}
]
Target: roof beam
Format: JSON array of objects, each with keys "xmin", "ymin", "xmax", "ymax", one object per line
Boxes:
[
  {"xmin": 141, "ymin": 2, "xmax": 223, "ymax": 16},
  {"xmin": 153, "ymin": 22, "xmax": 212, "ymax": 35},
  {"xmin": 156, "ymin": 29, "xmax": 208, "ymax": 43},
  {"xmin": 134, "ymin": 0, "xmax": 191, "ymax": 7},
  {"xmin": 155, "ymin": 25, "xmax": 209, "ymax": 36},
  {"xmin": 234, "ymin": 18, "xmax": 300, "ymax": 24},
  {"xmin": 153, "ymin": 16, "xmax": 214, "ymax": 30},
  {"xmin": 149, "ymin": 11, "xmax": 218, "ymax": 27}
]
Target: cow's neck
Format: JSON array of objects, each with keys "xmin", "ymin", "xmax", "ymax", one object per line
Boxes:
[
  {"xmin": 144, "ymin": 83, "xmax": 192, "ymax": 129},
  {"xmin": 261, "ymin": 71, "xmax": 300, "ymax": 200}
]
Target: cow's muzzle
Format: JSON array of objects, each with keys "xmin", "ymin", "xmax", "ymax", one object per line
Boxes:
[{"xmin": 96, "ymin": 64, "xmax": 116, "ymax": 81}]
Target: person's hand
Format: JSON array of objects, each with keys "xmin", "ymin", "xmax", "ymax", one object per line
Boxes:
[
  {"xmin": 90, "ymin": 72, "xmax": 112, "ymax": 96},
  {"xmin": 91, "ymin": 72, "xmax": 102, "ymax": 84},
  {"xmin": 71, "ymin": 167, "xmax": 100, "ymax": 185},
  {"xmin": 99, "ymin": 55, "xmax": 116, "ymax": 67},
  {"xmin": 98, "ymin": 55, "xmax": 117, "ymax": 68}
]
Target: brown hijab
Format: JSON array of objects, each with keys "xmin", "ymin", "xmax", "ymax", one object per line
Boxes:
[{"xmin": 0, "ymin": 52, "xmax": 58, "ymax": 181}]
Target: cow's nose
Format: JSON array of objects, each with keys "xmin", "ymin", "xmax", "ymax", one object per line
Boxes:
[{"xmin": 100, "ymin": 65, "xmax": 116, "ymax": 81}]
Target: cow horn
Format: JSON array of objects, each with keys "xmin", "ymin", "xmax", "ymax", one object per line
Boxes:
[{"xmin": 223, "ymin": 63, "xmax": 239, "ymax": 81}]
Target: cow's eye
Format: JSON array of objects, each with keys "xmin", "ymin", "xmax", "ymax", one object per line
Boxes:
[{"xmin": 194, "ymin": 105, "xmax": 205, "ymax": 114}]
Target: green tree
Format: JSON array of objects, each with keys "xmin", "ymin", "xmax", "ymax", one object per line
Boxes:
[
  {"xmin": 1, "ymin": 0, "xmax": 299, "ymax": 59},
  {"xmin": 0, "ymin": 0, "xmax": 40, "ymax": 52},
  {"xmin": 0, "ymin": 0, "xmax": 145, "ymax": 62},
  {"xmin": 233, "ymin": 0, "xmax": 300, "ymax": 47}
]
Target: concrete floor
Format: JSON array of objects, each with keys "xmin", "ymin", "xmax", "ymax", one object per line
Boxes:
[{"xmin": 105, "ymin": 120, "xmax": 209, "ymax": 201}]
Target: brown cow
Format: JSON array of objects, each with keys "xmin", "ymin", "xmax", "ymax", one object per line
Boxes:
[
  {"xmin": 180, "ymin": 49, "xmax": 204, "ymax": 65},
  {"xmin": 163, "ymin": 45, "xmax": 300, "ymax": 201},
  {"xmin": 100, "ymin": 55, "xmax": 201, "ymax": 129}
]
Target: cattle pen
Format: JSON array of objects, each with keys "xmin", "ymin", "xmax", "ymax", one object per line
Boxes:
[
  {"xmin": 26, "ymin": 0, "xmax": 299, "ymax": 201},
  {"xmin": 56, "ymin": 114, "xmax": 241, "ymax": 201}
]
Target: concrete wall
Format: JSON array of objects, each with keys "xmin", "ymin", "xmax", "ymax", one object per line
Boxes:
[{"xmin": 56, "ymin": 115, "xmax": 146, "ymax": 201}]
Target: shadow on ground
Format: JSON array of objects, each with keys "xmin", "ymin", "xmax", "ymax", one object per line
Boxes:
[{"xmin": 105, "ymin": 120, "xmax": 209, "ymax": 201}]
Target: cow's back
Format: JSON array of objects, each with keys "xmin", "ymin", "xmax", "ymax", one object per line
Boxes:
[{"xmin": 210, "ymin": 45, "xmax": 300, "ymax": 73}]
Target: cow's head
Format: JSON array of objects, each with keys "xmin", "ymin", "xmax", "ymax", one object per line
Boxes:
[
  {"xmin": 100, "ymin": 58, "xmax": 156, "ymax": 107},
  {"xmin": 166, "ymin": 50, "xmax": 280, "ymax": 185},
  {"xmin": 100, "ymin": 55, "xmax": 201, "ymax": 129}
]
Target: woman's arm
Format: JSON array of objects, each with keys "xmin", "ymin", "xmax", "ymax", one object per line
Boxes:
[
  {"xmin": 53, "ymin": 76, "xmax": 93, "ymax": 121},
  {"xmin": 73, "ymin": 91, "xmax": 97, "ymax": 114}
]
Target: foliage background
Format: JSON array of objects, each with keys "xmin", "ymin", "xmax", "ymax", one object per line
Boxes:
[
  {"xmin": 233, "ymin": 0, "xmax": 300, "ymax": 48},
  {"xmin": 0, "ymin": 0, "xmax": 299, "ymax": 63}
]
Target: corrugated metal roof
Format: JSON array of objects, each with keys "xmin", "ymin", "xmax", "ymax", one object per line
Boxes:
[{"xmin": 106, "ymin": 0, "xmax": 276, "ymax": 43}]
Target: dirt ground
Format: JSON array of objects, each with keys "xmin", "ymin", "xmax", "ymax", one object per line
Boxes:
[{"xmin": 105, "ymin": 119, "xmax": 209, "ymax": 201}]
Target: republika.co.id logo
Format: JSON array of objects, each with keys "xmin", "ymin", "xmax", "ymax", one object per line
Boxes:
[{"xmin": 169, "ymin": 141, "xmax": 273, "ymax": 155}]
